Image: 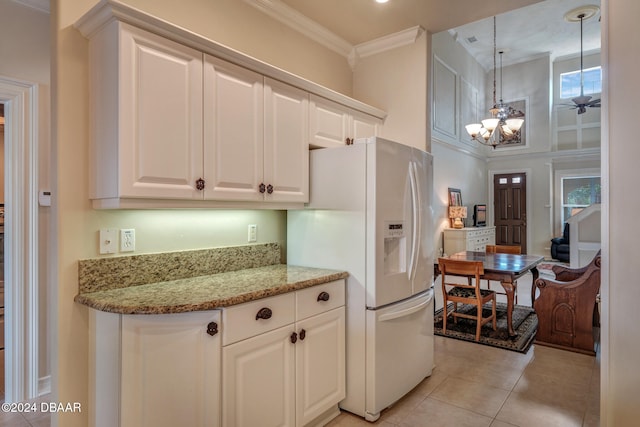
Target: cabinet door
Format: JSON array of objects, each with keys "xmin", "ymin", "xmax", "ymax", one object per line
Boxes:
[
  {"xmin": 119, "ymin": 24, "xmax": 203, "ymax": 199},
  {"xmin": 264, "ymin": 78, "xmax": 309, "ymax": 203},
  {"xmin": 296, "ymin": 307, "xmax": 346, "ymax": 427},
  {"xmin": 121, "ymin": 311, "xmax": 221, "ymax": 427},
  {"xmin": 204, "ymin": 55, "xmax": 264, "ymax": 201},
  {"xmin": 351, "ymin": 109, "xmax": 382, "ymax": 140},
  {"xmin": 223, "ymin": 325, "xmax": 296, "ymax": 427},
  {"xmin": 309, "ymin": 95, "xmax": 350, "ymax": 148}
]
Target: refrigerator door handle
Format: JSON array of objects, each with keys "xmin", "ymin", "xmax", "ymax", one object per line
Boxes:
[
  {"xmin": 378, "ymin": 290, "xmax": 434, "ymax": 322},
  {"xmin": 407, "ymin": 162, "xmax": 419, "ymax": 281}
]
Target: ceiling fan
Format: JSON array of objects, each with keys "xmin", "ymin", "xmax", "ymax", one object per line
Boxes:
[{"xmin": 563, "ymin": 6, "xmax": 601, "ymax": 115}]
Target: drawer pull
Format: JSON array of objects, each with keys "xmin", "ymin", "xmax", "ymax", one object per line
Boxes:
[
  {"xmin": 290, "ymin": 332, "xmax": 298, "ymax": 344},
  {"xmin": 317, "ymin": 291, "xmax": 330, "ymax": 302},
  {"xmin": 256, "ymin": 307, "xmax": 273, "ymax": 320},
  {"xmin": 299, "ymin": 329, "xmax": 306, "ymax": 341},
  {"xmin": 206, "ymin": 322, "xmax": 218, "ymax": 336}
]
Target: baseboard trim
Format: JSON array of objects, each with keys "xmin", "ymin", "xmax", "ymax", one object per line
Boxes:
[{"xmin": 38, "ymin": 375, "xmax": 51, "ymax": 396}]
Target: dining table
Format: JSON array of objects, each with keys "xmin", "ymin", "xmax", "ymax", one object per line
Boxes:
[{"xmin": 444, "ymin": 251, "xmax": 544, "ymax": 337}]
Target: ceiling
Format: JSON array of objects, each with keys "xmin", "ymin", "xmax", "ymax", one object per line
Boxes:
[{"xmin": 279, "ymin": 0, "xmax": 601, "ymax": 70}]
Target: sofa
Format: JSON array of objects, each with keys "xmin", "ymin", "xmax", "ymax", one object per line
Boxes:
[{"xmin": 550, "ymin": 222, "xmax": 570, "ymax": 262}]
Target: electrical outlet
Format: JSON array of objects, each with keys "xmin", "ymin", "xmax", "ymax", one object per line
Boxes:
[
  {"xmin": 99, "ymin": 229, "xmax": 117, "ymax": 254},
  {"xmin": 120, "ymin": 229, "xmax": 136, "ymax": 252},
  {"xmin": 248, "ymin": 224, "xmax": 257, "ymax": 242}
]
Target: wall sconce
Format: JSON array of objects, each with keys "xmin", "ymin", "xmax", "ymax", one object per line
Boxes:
[{"xmin": 449, "ymin": 206, "xmax": 467, "ymax": 229}]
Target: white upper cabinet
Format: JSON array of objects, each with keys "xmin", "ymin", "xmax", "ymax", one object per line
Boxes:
[
  {"xmin": 76, "ymin": 3, "xmax": 385, "ymax": 208},
  {"xmin": 264, "ymin": 78, "xmax": 309, "ymax": 203},
  {"xmin": 203, "ymin": 58, "xmax": 309, "ymax": 203},
  {"xmin": 90, "ymin": 22, "xmax": 204, "ymax": 202},
  {"xmin": 203, "ymin": 56, "xmax": 265, "ymax": 202},
  {"xmin": 310, "ymin": 95, "xmax": 382, "ymax": 148}
]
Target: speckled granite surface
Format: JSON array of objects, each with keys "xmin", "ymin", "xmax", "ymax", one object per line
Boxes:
[
  {"xmin": 75, "ymin": 264, "xmax": 348, "ymax": 314},
  {"xmin": 78, "ymin": 243, "xmax": 282, "ymax": 294},
  {"xmin": 76, "ymin": 243, "xmax": 347, "ymax": 314}
]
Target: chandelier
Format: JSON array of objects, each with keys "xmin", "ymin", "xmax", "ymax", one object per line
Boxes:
[{"xmin": 465, "ymin": 16, "xmax": 524, "ymax": 148}]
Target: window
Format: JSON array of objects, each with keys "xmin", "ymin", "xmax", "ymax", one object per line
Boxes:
[
  {"xmin": 560, "ymin": 66, "xmax": 602, "ymax": 99},
  {"xmin": 561, "ymin": 175, "xmax": 601, "ymax": 224}
]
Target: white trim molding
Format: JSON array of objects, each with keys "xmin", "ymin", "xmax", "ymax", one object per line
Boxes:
[
  {"xmin": 10, "ymin": 0, "xmax": 50, "ymax": 14},
  {"xmin": 244, "ymin": 0, "xmax": 352, "ymax": 57},
  {"xmin": 351, "ymin": 26, "xmax": 424, "ymax": 68},
  {"xmin": 243, "ymin": 0, "xmax": 423, "ymax": 70},
  {"xmin": 0, "ymin": 76, "xmax": 40, "ymax": 401}
]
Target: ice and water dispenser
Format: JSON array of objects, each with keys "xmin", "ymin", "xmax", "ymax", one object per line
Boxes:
[{"xmin": 383, "ymin": 221, "xmax": 407, "ymax": 275}]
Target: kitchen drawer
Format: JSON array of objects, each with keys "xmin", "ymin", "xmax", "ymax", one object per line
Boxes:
[
  {"xmin": 296, "ymin": 280, "xmax": 345, "ymax": 321},
  {"xmin": 222, "ymin": 292, "xmax": 295, "ymax": 346}
]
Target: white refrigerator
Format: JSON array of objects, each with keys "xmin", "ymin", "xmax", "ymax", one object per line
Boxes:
[{"xmin": 287, "ymin": 137, "xmax": 434, "ymax": 422}]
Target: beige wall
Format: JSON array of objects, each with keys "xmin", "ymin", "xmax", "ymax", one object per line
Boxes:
[
  {"xmin": 601, "ymin": 0, "xmax": 640, "ymax": 424},
  {"xmin": 53, "ymin": 0, "xmax": 355, "ymax": 425},
  {"xmin": 48, "ymin": 0, "xmax": 640, "ymax": 425},
  {"xmin": 113, "ymin": 0, "xmax": 353, "ymax": 96},
  {"xmin": 353, "ymin": 30, "xmax": 430, "ymax": 152}
]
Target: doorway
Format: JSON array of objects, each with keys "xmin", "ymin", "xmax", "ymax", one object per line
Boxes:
[
  {"xmin": 0, "ymin": 76, "xmax": 41, "ymax": 402},
  {"xmin": 493, "ymin": 172, "xmax": 527, "ymax": 254}
]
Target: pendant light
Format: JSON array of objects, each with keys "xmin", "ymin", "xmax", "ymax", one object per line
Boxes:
[{"xmin": 465, "ymin": 16, "xmax": 524, "ymax": 148}]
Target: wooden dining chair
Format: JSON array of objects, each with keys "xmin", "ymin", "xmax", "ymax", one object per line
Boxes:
[
  {"xmin": 438, "ymin": 258, "xmax": 497, "ymax": 341},
  {"xmin": 485, "ymin": 244, "xmax": 522, "ymax": 304}
]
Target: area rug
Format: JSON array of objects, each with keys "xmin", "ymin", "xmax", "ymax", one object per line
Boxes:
[{"xmin": 434, "ymin": 302, "xmax": 538, "ymax": 353}]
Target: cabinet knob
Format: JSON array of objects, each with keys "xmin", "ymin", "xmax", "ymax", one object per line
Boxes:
[
  {"xmin": 345, "ymin": 138, "xmax": 353, "ymax": 145},
  {"xmin": 299, "ymin": 329, "xmax": 306, "ymax": 341},
  {"xmin": 317, "ymin": 291, "xmax": 330, "ymax": 302},
  {"xmin": 259, "ymin": 183, "xmax": 266, "ymax": 193},
  {"xmin": 256, "ymin": 307, "xmax": 273, "ymax": 320},
  {"xmin": 206, "ymin": 322, "xmax": 218, "ymax": 336},
  {"xmin": 290, "ymin": 332, "xmax": 298, "ymax": 344},
  {"xmin": 266, "ymin": 184, "xmax": 274, "ymax": 194},
  {"xmin": 196, "ymin": 178, "xmax": 205, "ymax": 191}
]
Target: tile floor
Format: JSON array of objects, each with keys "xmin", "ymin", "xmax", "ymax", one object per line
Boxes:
[
  {"xmin": 0, "ymin": 393, "xmax": 51, "ymax": 427},
  {"xmin": 326, "ymin": 336, "xmax": 600, "ymax": 427},
  {"xmin": 327, "ymin": 269, "xmax": 601, "ymax": 427},
  {"xmin": 0, "ymin": 270, "xmax": 600, "ymax": 427}
]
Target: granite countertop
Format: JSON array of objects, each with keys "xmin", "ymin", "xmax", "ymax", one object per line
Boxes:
[{"xmin": 74, "ymin": 264, "xmax": 348, "ymax": 315}]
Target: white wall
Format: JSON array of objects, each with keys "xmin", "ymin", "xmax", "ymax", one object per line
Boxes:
[
  {"xmin": 432, "ymin": 142, "xmax": 488, "ymax": 256},
  {"xmin": 487, "ymin": 55, "xmax": 552, "ymax": 156}
]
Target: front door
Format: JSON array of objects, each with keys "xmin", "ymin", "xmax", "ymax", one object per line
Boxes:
[{"xmin": 493, "ymin": 173, "xmax": 527, "ymax": 253}]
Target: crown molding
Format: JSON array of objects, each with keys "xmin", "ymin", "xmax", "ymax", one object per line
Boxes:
[
  {"xmin": 354, "ymin": 26, "xmax": 424, "ymax": 59},
  {"xmin": 243, "ymin": 0, "xmax": 352, "ymax": 57},
  {"xmin": 244, "ymin": 0, "xmax": 423, "ymax": 70},
  {"xmin": 11, "ymin": 0, "xmax": 49, "ymax": 14}
]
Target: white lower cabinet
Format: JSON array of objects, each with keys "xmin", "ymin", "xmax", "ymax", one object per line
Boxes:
[
  {"xmin": 295, "ymin": 307, "xmax": 346, "ymax": 426},
  {"xmin": 88, "ymin": 280, "xmax": 345, "ymax": 427},
  {"xmin": 222, "ymin": 280, "xmax": 346, "ymax": 427},
  {"xmin": 222, "ymin": 324, "xmax": 296, "ymax": 426},
  {"xmin": 89, "ymin": 309, "xmax": 222, "ymax": 427}
]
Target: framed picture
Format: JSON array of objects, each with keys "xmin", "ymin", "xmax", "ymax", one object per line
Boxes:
[
  {"xmin": 497, "ymin": 98, "xmax": 527, "ymax": 148},
  {"xmin": 448, "ymin": 188, "xmax": 462, "ymax": 206}
]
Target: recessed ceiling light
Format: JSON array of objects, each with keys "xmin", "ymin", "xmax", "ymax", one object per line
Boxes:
[{"xmin": 376, "ymin": 0, "xmax": 389, "ymax": 4}]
